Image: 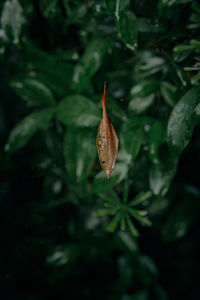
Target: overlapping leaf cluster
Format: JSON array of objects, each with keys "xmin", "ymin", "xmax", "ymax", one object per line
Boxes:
[{"xmin": 1, "ymin": 0, "xmax": 200, "ymax": 299}]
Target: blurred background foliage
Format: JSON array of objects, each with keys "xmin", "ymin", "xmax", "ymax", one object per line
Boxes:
[{"xmin": 1, "ymin": 0, "xmax": 200, "ymax": 299}]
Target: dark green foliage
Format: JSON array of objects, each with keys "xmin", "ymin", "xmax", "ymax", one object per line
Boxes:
[{"xmin": 1, "ymin": 0, "xmax": 200, "ymax": 299}]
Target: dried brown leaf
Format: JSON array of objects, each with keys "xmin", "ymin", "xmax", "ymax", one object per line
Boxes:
[{"xmin": 96, "ymin": 83, "xmax": 119, "ymax": 180}]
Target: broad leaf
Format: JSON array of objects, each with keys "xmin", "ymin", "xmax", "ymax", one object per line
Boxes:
[
  {"xmin": 160, "ymin": 81, "xmax": 177, "ymax": 107},
  {"xmin": 117, "ymin": 10, "xmax": 138, "ymax": 51},
  {"xmin": 11, "ymin": 78, "xmax": 56, "ymax": 106},
  {"xmin": 149, "ymin": 155, "xmax": 178, "ymax": 196},
  {"xmin": 63, "ymin": 127, "xmax": 96, "ymax": 182},
  {"xmin": 130, "ymin": 80, "xmax": 159, "ymax": 97},
  {"xmin": 167, "ymin": 87, "xmax": 200, "ymax": 155},
  {"xmin": 5, "ymin": 108, "xmax": 55, "ymax": 154},
  {"xmin": 120, "ymin": 121, "xmax": 144, "ymax": 160},
  {"xmin": 72, "ymin": 38, "xmax": 108, "ymax": 91},
  {"xmin": 56, "ymin": 95, "xmax": 100, "ymax": 127},
  {"xmin": 129, "ymin": 94, "xmax": 155, "ymax": 115},
  {"xmin": 1, "ymin": 0, "xmax": 25, "ymax": 43}
]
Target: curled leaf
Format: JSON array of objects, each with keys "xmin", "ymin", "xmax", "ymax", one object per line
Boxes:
[{"xmin": 96, "ymin": 83, "xmax": 119, "ymax": 180}]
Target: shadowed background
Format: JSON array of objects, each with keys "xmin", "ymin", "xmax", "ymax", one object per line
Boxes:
[{"xmin": 0, "ymin": 0, "xmax": 200, "ymax": 299}]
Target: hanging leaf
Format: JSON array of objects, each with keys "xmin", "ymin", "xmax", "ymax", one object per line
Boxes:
[
  {"xmin": 96, "ymin": 83, "xmax": 119, "ymax": 180},
  {"xmin": 5, "ymin": 108, "xmax": 55, "ymax": 154},
  {"xmin": 167, "ymin": 87, "xmax": 200, "ymax": 156}
]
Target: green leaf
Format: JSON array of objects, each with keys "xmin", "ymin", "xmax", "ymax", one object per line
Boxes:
[
  {"xmin": 138, "ymin": 18, "xmax": 166, "ymax": 34},
  {"xmin": 5, "ymin": 108, "xmax": 55, "ymax": 154},
  {"xmin": 120, "ymin": 121, "xmax": 144, "ymax": 160},
  {"xmin": 72, "ymin": 38, "xmax": 108, "ymax": 91},
  {"xmin": 106, "ymin": 96, "xmax": 127, "ymax": 122},
  {"xmin": 130, "ymin": 191, "xmax": 152, "ymax": 206},
  {"xmin": 106, "ymin": 213, "xmax": 121, "ymax": 232},
  {"xmin": 133, "ymin": 52, "xmax": 165, "ymax": 79},
  {"xmin": 130, "ymin": 80, "xmax": 159, "ymax": 98},
  {"xmin": 149, "ymin": 156, "xmax": 178, "ymax": 196},
  {"xmin": 11, "ymin": 78, "xmax": 56, "ymax": 107},
  {"xmin": 94, "ymin": 208, "xmax": 116, "ymax": 217},
  {"xmin": 127, "ymin": 208, "xmax": 152, "ymax": 226},
  {"xmin": 117, "ymin": 231, "xmax": 138, "ymax": 252},
  {"xmin": 1, "ymin": 0, "xmax": 25, "ymax": 43},
  {"xmin": 56, "ymin": 95, "xmax": 100, "ymax": 127},
  {"xmin": 120, "ymin": 214, "xmax": 126, "ymax": 230},
  {"xmin": 105, "ymin": 0, "xmax": 130, "ymax": 20},
  {"xmin": 117, "ymin": 10, "xmax": 138, "ymax": 51},
  {"xmin": 123, "ymin": 180, "xmax": 131, "ymax": 203},
  {"xmin": 63, "ymin": 127, "xmax": 96, "ymax": 182},
  {"xmin": 129, "ymin": 94, "xmax": 155, "ymax": 115},
  {"xmin": 148, "ymin": 121, "xmax": 165, "ymax": 164},
  {"xmin": 160, "ymin": 81, "xmax": 178, "ymax": 107},
  {"xmin": 161, "ymin": 197, "xmax": 199, "ymax": 242},
  {"xmin": 126, "ymin": 214, "xmax": 139, "ymax": 237},
  {"xmin": 93, "ymin": 163, "xmax": 128, "ymax": 193},
  {"xmin": 24, "ymin": 42, "xmax": 74, "ymax": 97},
  {"xmin": 167, "ymin": 87, "xmax": 200, "ymax": 156}
]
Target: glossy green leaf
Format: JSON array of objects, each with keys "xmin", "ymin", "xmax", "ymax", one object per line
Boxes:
[
  {"xmin": 129, "ymin": 94, "xmax": 155, "ymax": 115},
  {"xmin": 1, "ymin": 0, "xmax": 25, "ymax": 43},
  {"xmin": 5, "ymin": 108, "xmax": 55, "ymax": 154},
  {"xmin": 133, "ymin": 52, "xmax": 165, "ymax": 80},
  {"xmin": 11, "ymin": 78, "xmax": 56, "ymax": 106},
  {"xmin": 63, "ymin": 127, "xmax": 96, "ymax": 182},
  {"xmin": 149, "ymin": 156, "xmax": 178, "ymax": 196},
  {"xmin": 25, "ymin": 42, "xmax": 74, "ymax": 97},
  {"xmin": 117, "ymin": 10, "xmax": 138, "ymax": 51},
  {"xmin": 56, "ymin": 95, "xmax": 100, "ymax": 127},
  {"xmin": 148, "ymin": 121, "xmax": 165, "ymax": 164},
  {"xmin": 120, "ymin": 120, "xmax": 145, "ymax": 160},
  {"xmin": 130, "ymin": 80, "xmax": 159, "ymax": 98},
  {"xmin": 105, "ymin": 0, "xmax": 129, "ymax": 20},
  {"xmin": 167, "ymin": 87, "xmax": 200, "ymax": 155},
  {"xmin": 72, "ymin": 38, "xmax": 108, "ymax": 90},
  {"xmin": 160, "ymin": 81, "xmax": 178, "ymax": 107}
]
